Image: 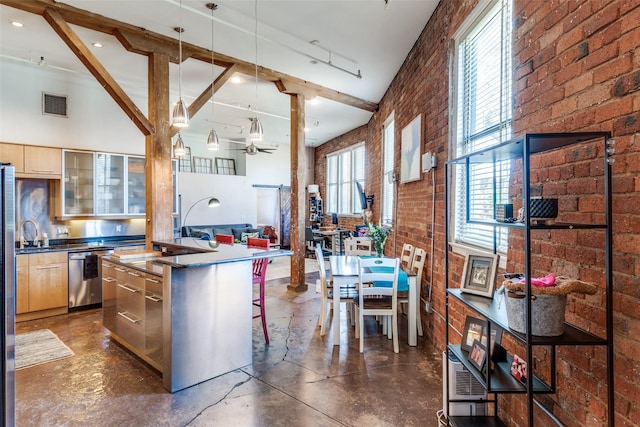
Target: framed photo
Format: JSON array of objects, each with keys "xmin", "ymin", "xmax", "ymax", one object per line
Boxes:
[
  {"xmin": 481, "ymin": 324, "xmax": 503, "ymax": 355},
  {"xmin": 468, "ymin": 339, "xmax": 487, "ymax": 372},
  {"xmin": 510, "ymin": 354, "xmax": 527, "ymax": 383},
  {"xmin": 461, "ymin": 316, "xmax": 485, "ymax": 353},
  {"xmin": 460, "ymin": 252, "xmax": 499, "ymax": 297},
  {"xmin": 400, "ymin": 114, "xmax": 422, "ymax": 183}
]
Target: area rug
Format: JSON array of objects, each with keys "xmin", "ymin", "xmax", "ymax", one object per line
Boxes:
[
  {"xmin": 15, "ymin": 329, "xmax": 74, "ymax": 370},
  {"xmin": 265, "ymin": 257, "xmax": 319, "ymax": 281}
]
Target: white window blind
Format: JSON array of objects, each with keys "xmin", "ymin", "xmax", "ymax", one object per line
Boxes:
[
  {"xmin": 382, "ymin": 116, "xmax": 395, "ymax": 225},
  {"xmin": 453, "ymin": 0, "xmax": 512, "ymax": 252},
  {"xmin": 326, "ymin": 143, "xmax": 365, "ymax": 215}
]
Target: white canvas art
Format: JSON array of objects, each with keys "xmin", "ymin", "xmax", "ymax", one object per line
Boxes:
[{"xmin": 400, "ymin": 115, "xmax": 421, "ymax": 183}]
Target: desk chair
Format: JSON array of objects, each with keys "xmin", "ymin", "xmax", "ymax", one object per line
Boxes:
[
  {"xmin": 216, "ymin": 234, "xmax": 234, "ymax": 244},
  {"xmin": 315, "ymin": 244, "xmax": 358, "ymax": 336},
  {"xmin": 354, "ymin": 257, "xmax": 400, "ymax": 353}
]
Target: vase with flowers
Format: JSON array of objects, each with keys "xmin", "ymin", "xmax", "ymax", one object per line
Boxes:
[{"xmin": 368, "ymin": 222, "xmax": 392, "ymax": 257}]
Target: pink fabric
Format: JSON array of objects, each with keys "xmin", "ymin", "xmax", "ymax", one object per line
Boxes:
[{"xmin": 521, "ymin": 273, "xmax": 556, "ymax": 287}]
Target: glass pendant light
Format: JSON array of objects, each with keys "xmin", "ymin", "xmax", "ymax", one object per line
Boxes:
[
  {"xmin": 174, "ymin": 133, "xmax": 186, "ymax": 157},
  {"xmin": 250, "ymin": 0, "xmax": 264, "ymax": 141},
  {"xmin": 206, "ymin": 3, "xmax": 219, "ymax": 151},
  {"xmin": 172, "ymin": 0, "xmax": 189, "ymax": 128}
]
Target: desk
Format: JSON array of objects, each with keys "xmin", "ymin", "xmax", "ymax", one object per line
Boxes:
[
  {"xmin": 314, "ymin": 229, "xmax": 351, "ymax": 254},
  {"xmin": 328, "ymin": 255, "xmax": 418, "ymax": 347}
]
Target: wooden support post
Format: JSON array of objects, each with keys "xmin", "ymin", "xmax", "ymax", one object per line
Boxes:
[
  {"xmin": 288, "ymin": 93, "xmax": 308, "ymax": 292},
  {"xmin": 145, "ymin": 52, "xmax": 173, "ymax": 247}
]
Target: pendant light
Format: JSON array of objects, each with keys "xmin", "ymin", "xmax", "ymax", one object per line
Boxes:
[
  {"xmin": 174, "ymin": 132, "xmax": 186, "ymax": 157},
  {"xmin": 206, "ymin": 3, "xmax": 220, "ymax": 151},
  {"xmin": 249, "ymin": 0, "xmax": 264, "ymax": 142},
  {"xmin": 172, "ymin": 0, "xmax": 189, "ymax": 128}
]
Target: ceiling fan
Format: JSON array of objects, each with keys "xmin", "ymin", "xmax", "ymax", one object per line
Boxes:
[{"xmin": 233, "ymin": 141, "xmax": 277, "ymax": 155}]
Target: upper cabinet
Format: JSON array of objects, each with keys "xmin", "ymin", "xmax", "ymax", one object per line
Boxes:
[
  {"xmin": 0, "ymin": 143, "xmax": 61, "ymax": 178},
  {"xmin": 61, "ymin": 150, "xmax": 146, "ymax": 218}
]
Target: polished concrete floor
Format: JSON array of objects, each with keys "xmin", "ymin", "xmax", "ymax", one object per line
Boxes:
[{"xmin": 15, "ymin": 273, "xmax": 443, "ymax": 426}]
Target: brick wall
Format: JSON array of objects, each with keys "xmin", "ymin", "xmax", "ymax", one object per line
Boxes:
[{"xmin": 314, "ymin": 0, "xmax": 639, "ymax": 425}]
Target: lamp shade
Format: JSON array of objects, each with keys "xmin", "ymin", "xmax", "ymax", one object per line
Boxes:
[
  {"xmin": 207, "ymin": 129, "xmax": 220, "ymax": 151},
  {"xmin": 249, "ymin": 117, "xmax": 263, "ymax": 141},
  {"xmin": 182, "ymin": 196, "xmax": 221, "ymax": 236},
  {"xmin": 172, "ymin": 98, "xmax": 190, "ymax": 128},
  {"xmin": 173, "ymin": 133, "xmax": 186, "ymax": 157}
]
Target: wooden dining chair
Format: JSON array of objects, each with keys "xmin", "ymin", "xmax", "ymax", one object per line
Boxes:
[
  {"xmin": 354, "ymin": 257, "xmax": 400, "ymax": 353},
  {"xmin": 315, "ymin": 244, "xmax": 358, "ymax": 336},
  {"xmin": 215, "ymin": 233, "xmax": 234, "ymax": 244},
  {"xmin": 247, "ymin": 237, "xmax": 269, "ymax": 249},
  {"xmin": 343, "ymin": 237, "xmax": 372, "ymax": 256},
  {"xmin": 399, "ymin": 247, "xmax": 426, "ymax": 337},
  {"xmin": 252, "ymin": 257, "xmax": 270, "ymax": 344},
  {"xmin": 400, "ymin": 243, "xmax": 415, "ymax": 271}
]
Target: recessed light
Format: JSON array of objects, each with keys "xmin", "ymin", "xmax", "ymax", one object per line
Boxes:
[
  {"xmin": 309, "ymin": 97, "xmax": 320, "ymax": 105},
  {"xmin": 11, "ymin": 21, "xmax": 23, "ymax": 28},
  {"xmin": 230, "ymin": 76, "xmax": 244, "ymax": 84},
  {"xmin": 92, "ymin": 42, "xmax": 103, "ymax": 48}
]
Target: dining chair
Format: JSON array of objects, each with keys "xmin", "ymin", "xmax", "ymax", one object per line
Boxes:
[
  {"xmin": 400, "ymin": 243, "xmax": 415, "ymax": 271},
  {"xmin": 215, "ymin": 233, "xmax": 234, "ymax": 244},
  {"xmin": 354, "ymin": 257, "xmax": 400, "ymax": 353},
  {"xmin": 343, "ymin": 237, "xmax": 372, "ymax": 256},
  {"xmin": 247, "ymin": 237, "xmax": 269, "ymax": 249},
  {"xmin": 399, "ymin": 247, "xmax": 426, "ymax": 337},
  {"xmin": 252, "ymin": 256, "xmax": 270, "ymax": 344},
  {"xmin": 315, "ymin": 244, "xmax": 358, "ymax": 336}
]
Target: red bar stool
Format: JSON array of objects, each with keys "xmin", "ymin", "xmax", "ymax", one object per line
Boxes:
[{"xmin": 248, "ymin": 237, "xmax": 270, "ymax": 343}]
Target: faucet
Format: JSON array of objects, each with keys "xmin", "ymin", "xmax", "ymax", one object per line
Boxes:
[{"xmin": 20, "ymin": 219, "xmax": 39, "ymax": 248}]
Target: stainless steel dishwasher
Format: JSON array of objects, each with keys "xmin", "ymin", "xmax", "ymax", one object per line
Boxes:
[{"xmin": 68, "ymin": 249, "xmax": 113, "ymax": 309}]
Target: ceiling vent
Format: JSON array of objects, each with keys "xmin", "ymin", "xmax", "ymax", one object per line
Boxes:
[{"xmin": 42, "ymin": 92, "xmax": 67, "ymax": 117}]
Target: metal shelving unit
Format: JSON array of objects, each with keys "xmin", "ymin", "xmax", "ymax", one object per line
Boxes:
[{"xmin": 444, "ymin": 132, "xmax": 614, "ymax": 426}]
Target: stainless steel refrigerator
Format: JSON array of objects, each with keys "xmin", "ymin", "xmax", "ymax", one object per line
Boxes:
[{"xmin": 1, "ymin": 164, "xmax": 16, "ymax": 425}]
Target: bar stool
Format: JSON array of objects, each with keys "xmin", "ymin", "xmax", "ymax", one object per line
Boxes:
[{"xmin": 248, "ymin": 237, "xmax": 271, "ymax": 343}]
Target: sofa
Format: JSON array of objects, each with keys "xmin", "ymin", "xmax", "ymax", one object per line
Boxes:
[{"xmin": 181, "ymin": 223, "xmax": 266, "ymax": 243}]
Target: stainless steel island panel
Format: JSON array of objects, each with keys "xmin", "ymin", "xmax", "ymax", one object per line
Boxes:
[{"xmin": 162, "ymin": 260, "xmax": 252, "ymax": 393}]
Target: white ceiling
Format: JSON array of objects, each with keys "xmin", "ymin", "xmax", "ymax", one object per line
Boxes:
[{"xmin": 0, "ymin": 0, "xmax": 439, "ymax": 148}]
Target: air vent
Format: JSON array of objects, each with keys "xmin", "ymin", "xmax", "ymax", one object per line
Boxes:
[{"xmin": 42, "ymin": 93, "xmax": 67, "ymax": 117}]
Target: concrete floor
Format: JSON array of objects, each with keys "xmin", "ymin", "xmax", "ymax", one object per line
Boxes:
[{"xmin": 15, "ymin": 273, "xmax": 443, "ymax": 426}]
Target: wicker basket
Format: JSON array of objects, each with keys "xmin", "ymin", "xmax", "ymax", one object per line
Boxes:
[{"xmin": 503, "ymin": 276, "xmax": 598, "ymax": 337}]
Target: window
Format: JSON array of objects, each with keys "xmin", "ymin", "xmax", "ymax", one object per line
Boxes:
[
  {"xmin": 326, "ymin": 143, "xmax": 365, "ymax": 215},
  {"xmin": 382, "ymin": 114, "xmax": 395, "ymax": 226},
  {"xmin": 451, "ymin": 0, "xmax": 512, "ymax": 252}
]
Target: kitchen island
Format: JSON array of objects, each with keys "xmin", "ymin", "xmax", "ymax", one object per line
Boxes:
[{"xmin": 103, "ymin": 238, "xmax": 292, "ymax": 393}]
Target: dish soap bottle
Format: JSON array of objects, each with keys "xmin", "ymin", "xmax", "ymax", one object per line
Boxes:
[{"xmin": 42, "ymin": 232, "xmax": 49, "ymax": 248}]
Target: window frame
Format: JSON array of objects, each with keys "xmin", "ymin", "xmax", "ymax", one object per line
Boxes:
[
  {"xmin": 381, "ymin": 113, "xmax": 395, "ymax": 226},
  {"xmin": 326, "ymin": 142, "xmax": 365, "ymax": 216},
  {"xmin": 448, "ymin": 0, "xmax": 513, "ymax": 254}
]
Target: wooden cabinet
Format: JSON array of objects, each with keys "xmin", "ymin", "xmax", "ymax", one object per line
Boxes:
[
  {"xmin": 15, "ymin": 255, "xmax": 29, "ymax": 315},
  {"xmin": 16, "ymin": 251, "xmax": 68, "ymax": 320},
  {"xmin": 102, "ymin": 259, "xmax": 163, "ymax": 371},
  {"xmin": 0, "ymin": 143, "xmax": 61, "ymax": 178}
]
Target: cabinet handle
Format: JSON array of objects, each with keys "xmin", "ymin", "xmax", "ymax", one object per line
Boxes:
[
  {"xmin": 117, "ymin": 284, "xmax": 140, "ymax": 293},
  {"xmin": 145, "ymin": 294, "xmax": 162, "ymax": 302},
  {"xmin": 103, "ymin": 277, "xmax": 116, "ymax": 283},
  {"xmin": 145, "ymin": 278, "xmax": 160, "ymax": 284},
  {"xmin": 128, "ymin": 272, "xmax": 141, "ymax": 277},
  {"xmin": 36, "ymin": 265, "xmax": 61, "ymax": 270},
  {"xmin": 30, "ymin": 169, "xmax": 56, "ymax": 173},
  {"xmin": 114, "ymin": 267, "xmax": 126, "ymax": 272},
  {"xmin": 117, "ymin": 311, "xmax": 140, "ymax": 324}
]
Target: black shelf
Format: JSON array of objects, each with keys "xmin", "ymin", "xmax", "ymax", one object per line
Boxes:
[
  {"xmin": 449, "ymin": 415, "xmax": 507, "ymax": 427},
  {"xmin": 448, "ymin": 345, "xmax": 553, "ymax": 394},
  {"xmin": 447, "ymin": 289, "xmax": 607, "ymax": 346},
  {"xmin": 446, "ymin": 132, "xmax": 610, "ymax": 165}
]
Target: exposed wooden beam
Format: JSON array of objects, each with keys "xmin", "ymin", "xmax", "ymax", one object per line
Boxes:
[
  {"xmin": 169, "ymin": 64, "xmax": 239, "ymax": 137},
  {"xmin": 42, "ymin": 7, "xmax": 154, "ymax": 136},
  {"xmin": 1, "ymin": 0, "xmax": 378, "ymax": 113}
]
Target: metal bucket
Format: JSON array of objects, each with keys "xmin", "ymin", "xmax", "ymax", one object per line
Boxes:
[{"xmin": 505, "ymin": 291, "xmax": 566, "ymax": 336}]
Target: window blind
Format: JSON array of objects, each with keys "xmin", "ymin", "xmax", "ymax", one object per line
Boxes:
[{"xmin": 382, "ymin": 118, "xmax": 395, "ymax": 225}]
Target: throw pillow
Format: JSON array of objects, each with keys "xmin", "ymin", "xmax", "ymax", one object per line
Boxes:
[
  {"xmin": 232, "ymin": 227, "xmax": 250, "ymax": 241},
  {"xmin": 241, "ymin": 232, "xmax": 259, "ymax": 244}
]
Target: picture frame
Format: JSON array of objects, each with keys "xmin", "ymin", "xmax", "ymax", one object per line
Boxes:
[
  {"xmin": 468, "ymin": 339, "xmax": 487, "ymax": 372},
  {"xmin": 400, "ymin": 114, "xmax": 422, "ymax": 183},
  {"xmin": 460, "ymin": 252, "xmax": 499, "ymax": 297},
  {"xmin": 461, "ymin": 315, "xmax": 485, "ymax": 353},
  {"xmin": 510, "ymin": 354, "xmax": 527, "ymax": 383},
  {"xmin": 481, "ymin": 324, "xmax": 503, "ymax": 356}
]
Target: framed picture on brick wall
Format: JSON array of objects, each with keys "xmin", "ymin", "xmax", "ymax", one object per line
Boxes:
[{"xmin": 400, "ymin": 114, "xmax": 422, "ymax": 183}]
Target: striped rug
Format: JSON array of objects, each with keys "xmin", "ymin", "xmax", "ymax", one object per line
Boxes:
[{"xmin": 15, "ymin": 329, "xmax": 74, "ymax": 370}]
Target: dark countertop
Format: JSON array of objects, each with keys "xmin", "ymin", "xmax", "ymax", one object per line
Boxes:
[
  {"xmin": 102, "ymin": 255, "xmax": 164, "ymax": 276},
  {"xmin": 16, "ymin": 236, "xmax": 145, "ymax": 255},
  {"xmin": 152, "ymin": 237, "xmax": 293, "ymax": 269}
]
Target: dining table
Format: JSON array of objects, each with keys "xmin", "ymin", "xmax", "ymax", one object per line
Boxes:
[{"xmin": 328, "ymin": 255, "xmax": 418, "ymax": 347}]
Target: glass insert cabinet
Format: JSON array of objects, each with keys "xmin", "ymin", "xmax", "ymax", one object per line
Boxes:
[{"xmin": 62, "ymin": 150, "xmax": 145, "ymax": 217}]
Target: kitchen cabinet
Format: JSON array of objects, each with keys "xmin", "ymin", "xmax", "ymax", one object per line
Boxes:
[
  {"xmin": 127, "ymin": 156, "xmax": 145, "ymax": 215},
  {"xmin": 102, "ymin": 258, "xmax": 163, "ymax": 371},
  {"xmin": 95, "ymin": 153, "xmax": 125, "ymax": 215},
  {"xmin": 16, "ymin": 251, "xmax": 68, "ymax": 321},
  {"xmin": 63, "ymin": 150, "xmax": 95, "ymax": 215},
  {"xmin": 443, "ymin": 132, "xmax": 613, "ymax": 426},
  {"xmin": 15, "ymin": 254, "xmax": 29, "ymax": 314},
  {"xmin": 0, "ymin": 143, "xmax": 61, "ymax": 178}
]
